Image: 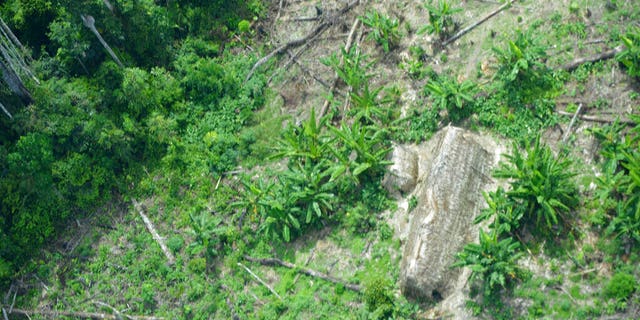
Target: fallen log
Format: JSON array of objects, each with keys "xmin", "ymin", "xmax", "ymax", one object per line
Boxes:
[
  {"xmin": 442, "ymin": 0, "xmax": 515, "ymax": 46},
  {"xmin": 5, "ymin": 308, "xmax": 163, "ymax": 320},
  {"xmin": 237, "ymin": 262, "xmax": 282, "ymax": 300},
  {"xmin": 557, "ymin": 110, "xmax": 635, "ymax": 124},
  {"xmin": 561, "ymin": 45, "xmax": 624, "ymax": 71},
  {"xmin": 245, "ymin": 0, "xmax": 360, "ymax": 82},
  {"xmin": 243, "ymin": 255, "xmax": 362, "ymax": 292},
  {"xmin": 132, "ymin": 199, "xmax": 175, "ymax": 265}
]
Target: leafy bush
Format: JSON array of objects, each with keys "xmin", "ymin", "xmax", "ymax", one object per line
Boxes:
[
  {"xmin": 424, "ymin": 74, "xmax": 477, "ymax": 123},
  {"xmin": 364, "ymin": 275, "xmax": 395, "ymax": 319},
  {"xmin": 360, "ymin": 10, "xmax": 401, "ymax": 52},
  {"xmin": 453, "ymin": 230, "xmax": 525, "ymax": 299},
  {"xmin": 589, "ymin": 117, "xmax": 640, "ymax": 252},
  {"xmin": 604, "ymin": 272, "xmax": 637, "ymax": 300},
  {"xmin": 419, "ymin": 0, "xmax": 461, "ymax": 39},
  {"xmin": 616, "ymin": 27, "xmax": 640, "ymax": 78},
  {"xmin": 492, "ymin": 30, "xmax": 560, "ymax": 105},
  {"xmin": 493, "ymin": 136, "xmax": 578, "ymax": 235}
]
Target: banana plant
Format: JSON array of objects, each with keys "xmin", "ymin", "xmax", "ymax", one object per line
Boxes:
[
  {"xmin": 271, "ymin": 108, "xmax": 330, "ymax": 165},
  {"xmin": 493, "ymin": 137, "xmax": 578, "ymax": 234},
  {"xmin": 419, "ymin": 0, "xmax": 462, "ymax": 38},
  {"xmin": 330, "ymin": 121, "xmax": 392, "ymax": 184},
  {"xmin": 616, "ymin": 27, "xmax": 640, "ymax": 78},
  {"xmin": 492, "ymin": 30, "xmax": 559, "ymax": 104},
  {"xmin": 359, "ymin": 9, "xmax": 400, "ymax": 53},
  {"xmin": 424, "ymin": 74, "xmax": 477, "ymax": 123},
  {"xmin": 321, "ymin": 46, "xmax": 374, "ymax": 93},
  {"xmin": 453, "ymin": 229, "xmax": 524, "ymax": 298}
]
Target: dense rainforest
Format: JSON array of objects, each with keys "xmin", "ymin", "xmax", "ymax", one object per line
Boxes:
[{"xmin": 1, "ymin": 0, "xmax": 640, "ymax": 319}]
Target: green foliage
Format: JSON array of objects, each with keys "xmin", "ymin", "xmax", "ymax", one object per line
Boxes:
[
  {"xmin": 424, "ymin": 74, "xmax": 477, "ymax": 123},
  {"xmin": 408, "ymin": 195, "xmax": 418, "ymax": 212},
  {"xmin": 493, "ymin": 137, "xmax": 578, "ymax": 235},
  {"xmin": 364, "ymin": 275, "xmax": 395, "ymax": 319},
  {"xmin": 474, "ymin": 187, "xmax": 524, "ymax": 237},
  {"xmin": 492, "ymin": 30, "xmax": 560, "ymax": 105},
  {"xmin": 590, "ymin": 117, "xmax": 640, "ymax": 252},
  {"xmin": 237, "ymin": 19, "xmax": 251, "ymax": 33},
  {"xmin": 392, "ymin": 105, "xmax": 439, "ymax": 143},
  {"xmin": 189, "ymin": 212, "xmax": 225, "ymax": 261},
  {"xmin": 167, "ymin": 235, "xmax": 185, "ymax": 253},
  {"xmin": 359, "ymin": 10, "xmax": 400, "ymax": 53},
  {"xmin": 604, "ymin": 272, "xmax": 637, "ymax": 300},
  {"xmin": 453, "ymin": 230, "xmax": 525, "ymax": 298},
  {"xmin": 616, "ymin": 27, "xmax": 640, "ymax": 78},
  {"xmin": 322, "ymin": 47, "xmax": 395, "ymax": 125},
  {"xmin": 419, "ymin": 0, "xmax": 462, "ymax": 38},
  {"xmin": 236, "ymin": 107, "xmax": 392, "ymax": 242}
]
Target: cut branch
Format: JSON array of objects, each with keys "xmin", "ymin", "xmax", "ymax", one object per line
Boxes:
[
  {"xmin": 562, "ymin": 103, "xmax": 583, "ymax": 143},
  {"xmin": 245, "ymin": 0, "xmax": 359, "ymax": 82},
  {"xmin": 557, "ymin": 110, "xmax": 635, "ymax": 124},
  {"xmin": 561, "ymin": 45, "xmax": 624, "ymax": 71},
  {"xmin": 132, "ymin": 199, "xmax": 175, "ymax": 265},
  {"xmin": 243, "ymin": 255, "xmax": 362, "ymax": 292},
  {"xmin": 442, "ymin": 0, "xmax": 515, "ymax": 46},
  {"xmin": 5, "ymin": 308, "xmax": 163, "ymax": 320},
  {"xmin": 237, "ymin": 262, "xmax": 282, "ymax": 300}
]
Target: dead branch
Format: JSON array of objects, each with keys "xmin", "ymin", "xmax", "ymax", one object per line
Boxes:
[
  {"xmin": 557, "ymin": 110, "xmax": 636, "ymax": 124},
  {"xmin": 318, "ymin": 17, "xmax": 361, "ymax": 121},
  {"xmin": 243, "ymin": 255, "xmax": 362, "ymax": 292},
  {"xmin": 5, "ymin": 308, "xmax": 163, "ymax": 320},
  {"xmin": 562, "ymin": 103, "xmax": 583, "ymax": 143},
  {"xmin": 442, "ymin": 0, "xmax": 515, "ymax": 46},
  {"xmin": 561, "ymin": 45, "xmax": 624, "ymax": 71},
  {"xmin": 245, "ymin": 0, "xmax": 359, "ymax": 82},
  {"xmin": 267, "ymin": 28, "xmax": 327, "ymax": 85},
  {"xmin": 132, "ymin": 199, "xmax": 175, "ymax": 265},
  {"xmin": 275, "ymin": 0, "xmax": 285, "ymax": 22},
  {"xmin": 0, "ymin": 101, "xmax": 12, "ymax": 119},
  {"xmin": 237, "ymin": 262, "xmax": 282, "ymax": 300}
]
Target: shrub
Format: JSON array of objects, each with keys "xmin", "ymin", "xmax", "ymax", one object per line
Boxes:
[
  {"xmin": 424, "ymin": 74, "xmax": 477, "ymax": 123},
  {"xmin": 604, "ymin": 272, "xmax": 637, "ymax": 300},
  {"xmin": 237, "ymin": 20, "xmax": 251, "ymax": 33},
  {"xmin": 453, "ymin": 230, "xmax": 525, "ymax": 298},
  {"xmin": 616, "ymin": 27, "xmax": 640, "ymax": 78},
  {"xmin": 419, "ymin": 0, "xmax": 461, "ymax": 39},
  {"xmin": 492, "ymin": 30, "xmax": 560, "ymax": 105},
  {"xmin": 493, "ymin": 136, "xmax": 578, "ymax": 235},
  {"xmin": 364, "ymin": 275, "xmax": 395, "ymax": 319},
  {"xmin": 360, "ymin": 10, "xmax": 401, "ymax": 53}
]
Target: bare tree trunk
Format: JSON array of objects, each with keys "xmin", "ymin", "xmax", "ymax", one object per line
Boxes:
[
  {"xmin": 0, "ymin": 59, "xmax": 32, "ymax": 105},
  {"xmin": 81, "ymin": 14, "xmax": 124, "ymax": 68}
]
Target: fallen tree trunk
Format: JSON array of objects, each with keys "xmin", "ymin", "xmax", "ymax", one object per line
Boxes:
[
  {"xmin": 243, "ymin": 255, "xmax": 362, "ymax": 292},
  {"xmin": 132, "ymin": 199, "xmax": 175, "ymax": 265},
  {"xmin": 557, "ymin": 110, "xmax": 635, "ymax": 124},
  {"xmin": 4, "ymin": 308, "xmax": 163, "ymax": 320},
  {"xmin": 561, "ymin": 45, "xmax": 624, "ymax": 71},
  {"xmin": 443, "ymin": 0, "xmax": 515, "ymax": 46},
  {"xmin": 245, "ymin": 0, "xmax": 360, "ymax": 82}
]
